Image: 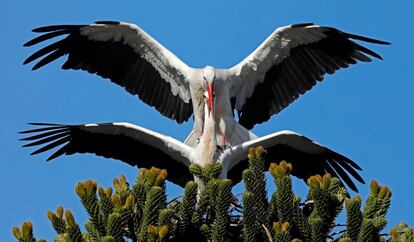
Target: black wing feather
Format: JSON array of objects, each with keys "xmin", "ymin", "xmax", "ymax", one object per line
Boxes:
[
  {"xmin": 325, "ymin": 159, "xmax": 357, "ymax": 192},
  {"xmin": 20, "ymin": 128, "xmax": 67, "ymax": 140},
  {"xmin": 24, "ymin": 30, "xmax": 73, "ymax": 47},
  {"xmin": 23, "ymin": 131, "xmax": 70, "ymax": 147},
  {"xmin": 30, "ymin": 136, "xmax": 71, "ymax": 155}
]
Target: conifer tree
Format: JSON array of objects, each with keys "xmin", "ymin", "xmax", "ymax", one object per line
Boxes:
[{"xmin": 13, "ymin": 147, "xmax": 413, "ymax": 242}]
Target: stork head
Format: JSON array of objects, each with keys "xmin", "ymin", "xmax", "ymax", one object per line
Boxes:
[{"xmin": 202, "ymin": 66, "xmax": 216, "ymax": 115}]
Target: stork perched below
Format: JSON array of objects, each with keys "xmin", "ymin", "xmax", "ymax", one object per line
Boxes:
[
  {"xmin": 23, "ymin": 21, "xmax": 389, "ymax": 147},
  {"xmin": 20, "ymin": 120, "xmax": 364, "ymax": 192}
]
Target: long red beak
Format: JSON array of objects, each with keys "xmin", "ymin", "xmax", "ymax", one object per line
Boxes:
[{"xmin": 207, "ymin": 83, "xmax": 214, "ymax": 115}]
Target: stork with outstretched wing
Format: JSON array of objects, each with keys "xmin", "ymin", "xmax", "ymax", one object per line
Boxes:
[
  {"xmin": 24, "ymin": 21, "xmax": 389, "ymax": 147},
  {"xmin": 20, "ymin": 120, "xmax": 364, "ymax": 192}
]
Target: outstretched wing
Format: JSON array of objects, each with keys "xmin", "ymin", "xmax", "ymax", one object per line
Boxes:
[
  {"xmin": 228, "ymin": 23, "xmax": 389, "ymax": 129},
  {"xmin": 20, "ymin": 122, "xmax": 193, "ymax": 186},
  {"xmin": 24, "ymin": 21, "xmax": 193, "ymax": 123},
  {"xmin": 225, "ymin": 130, "xmax": 364, "ymax": 192}
]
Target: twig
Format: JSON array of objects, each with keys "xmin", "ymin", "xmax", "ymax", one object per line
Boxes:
[
  {"xmin": 229, "ymin": 201, "xmax": 243, "ymax": 213},
  {"xmin": 168, "ymin": 195, "xmax": 183, "ymax": 205},
  {"xmin": 299, "ymin": 199, "xmax": 314, "ymax": 206},
  {"xmin": 261, "ymin": 224, "xmax": 274, "ymax": 242},
  {"xmin": 329, "ymin": 229, "xmax": 346, "ymax": 238}
]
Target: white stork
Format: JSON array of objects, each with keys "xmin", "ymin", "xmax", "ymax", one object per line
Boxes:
[
  {"xmin": 20, "ymin": 121, "xmax": 364, "ymax": 192},
  {"xmin": 23, "ymin": 21, "xmax": 389, "ymax": 147}
]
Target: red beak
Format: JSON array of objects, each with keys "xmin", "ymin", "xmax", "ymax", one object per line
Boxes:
[{"xmin": 207, "ymin": 83, "xmax": 214, "ymax": 115}]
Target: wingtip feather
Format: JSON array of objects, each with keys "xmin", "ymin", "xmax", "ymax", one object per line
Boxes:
[
  {"xmin": 31, "ymin": 25, "xmax": 83, "ymax": 33},
  {"xmin": 94, "ymin": 21, "xmax": 120, "ymax": 25},
  {"xmin": 30, "ymin": 149, "xmax": 43, "ymax": 155},
  {"xmin": 346, "ymin": 32, "xmax": 391, "ymax": 45},
  {"xmin": 22, "ymin": 58, "xmax": 31, "ymax": 65},
  {"xmin": 46, "ymin": 143, "xmax": 70, "ymax": 161},
  {"xmin": 46, "ymin": 156, "xmax": 56, "ymax": 161}
]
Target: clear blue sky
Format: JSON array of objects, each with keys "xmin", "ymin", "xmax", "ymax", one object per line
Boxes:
[{"xmin": 1, "ymin": 0, "xmax": 412, "ymax": 240}]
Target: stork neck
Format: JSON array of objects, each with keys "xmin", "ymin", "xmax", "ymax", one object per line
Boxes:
[
  {"xmin": 196, "ymin": 101, "xmax": 218, "ymax": 164},
  {"xmin": 203, "ymin": 101, "xmax": 216, "ymax": 136}
]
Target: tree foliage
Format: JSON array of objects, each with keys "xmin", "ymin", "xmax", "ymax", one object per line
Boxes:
[{"xmin": 13, "ymin": 147, "xmax": 413, "ymax": 242}]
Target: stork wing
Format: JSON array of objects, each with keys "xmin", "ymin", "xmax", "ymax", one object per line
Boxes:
[
  {"xmin": 20, "ymin": 122, "xmax": 193, "ymax": 186},
  {"xmin": 225, "ymin": 130, "xmax": 364, "ymax": 192},
  {"xmin": 228, "ymin": 23, "xmax": 389, "ymax": 129},
  {"xmin": 24, "ymin": 21, "xmax": 193, "ymax": 123}
]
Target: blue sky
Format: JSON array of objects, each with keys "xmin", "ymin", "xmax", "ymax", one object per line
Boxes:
[{"xmin": 1, "ymin": 0, "xmax": 413, "ymax": 240}]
